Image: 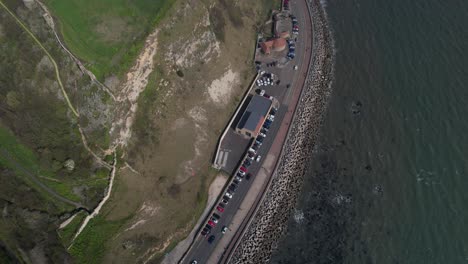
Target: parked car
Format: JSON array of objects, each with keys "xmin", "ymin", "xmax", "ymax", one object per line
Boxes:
[
  {"xmin": 246, "ymin": 173, "xmax": 252, "ymax": 180},
  {"xmin": 235, "ymin": 176, "xmax": 243, "ymax": 182},
  {"xmin": 240, "ymin": 166, "xmax": 247, "ymax": 172},
  {"xmin": 229, "ymin": 184, "xmax": 237, "ymax": 191},
  {"xmin": 233, "ymin": 179, "xmax": 240, "ymax": 185},
  {"xmin": 244, "ymin": 159, "xmax": 252, "ymax": 166},
  {"xmin": 208, "ymin": 235, "xmax": 216, "ymax": 244},
  {"xmin": 222, "ymin": 226, "xmax": 228, "ymax": 234},
  {"xmin": 201, "ymin": 228, "xmax": 209, "ymax": 237},
  {"xmin": 259, "ymin": 89, "xmax": 266, "ymax": 96},
  {"xmin": 263, "ymin": 123, "xmax": 271, "ymax": 129},
  {"xmin": 212, "ymin": 213, "xmax": 220, "ymax": 219},
  {"xmin": 256, "ymin": 138, "xmax": 263, "ymax": 145},
  {"xmin": 216, "ymin": 206, "xmax": 224, "ymax": 213},
  {"xmin": 237, "ymin": 171, "xmax": 245, "ymax": 177},
  {"xmin": 205, "ymin": 224, "xmax": 212, "ymax": 230},
  {"xmin": 208, "ymin": 220, "xmax": 216, "ymax": 227},
  {"xmin": 211, "ymin": 217, "xmax": 218, "ymax": 223},
  {"xmin": 256, "ymin": 155, "xmax": 262, "ymax": 162},
  {"xmin": 259, "ymin": 132, "xmax": 267, "ymax": 138},
  {"xmin": 270, "ymin": 107, "xmax": 278, "ymax": 115},
  {"xmin": 246, "ymin": 155, "xmax": 254, "ymax": 161},
  {"xmin": 225, "ymin": 192, "xmax": 233, "ymax": 199},
  {"xmin": 192, "ymin": 260, "xmax": 198, "ymax": 264},
  {"xmin": 248, "ymin": 148, "xmax": 257, "ymax": 155}
]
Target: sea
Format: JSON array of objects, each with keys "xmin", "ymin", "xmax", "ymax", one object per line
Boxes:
[{"xmin": 270, "ymin": 0, "xmax": 468, "ymax": 263}]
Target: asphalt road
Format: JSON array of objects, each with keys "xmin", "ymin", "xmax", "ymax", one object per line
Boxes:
[{"xmin": 181, "ymin": 0, "xmax": 312, "ymax": 263}]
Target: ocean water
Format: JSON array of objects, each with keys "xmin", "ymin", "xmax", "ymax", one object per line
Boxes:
[{"xmin": 271, "ymin": 0, "xmax": 468, "ymax": 263}]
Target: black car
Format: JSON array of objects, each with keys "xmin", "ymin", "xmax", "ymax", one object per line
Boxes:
[
  {"xmin": 236, "ymin": 172, "xmax": 244, "ymax": 178},
  {"xmin": 256, "ymin": 136, "xmax": 264, "ymax": 143},
  {"xmin": 246, "ymin": 173, "xmax": 252, "ymax": 180},
  {"xmin": 229, "ymin": 183, "xmax": 237, "ymax": 191},
  {"xmin": 201, "ymin": 227, "xmax": 210, "ymax": 236},
  {"xmin": 219, "ymin": 202, "xmax": 226, "ymax": 208},
  {"xmin": 263, "ymin": 123, "xmax": 271, "ymax": 129},
  {"xmin": 244, "ymin": 159, "xmax": 252, "ymax": 166},
  {"xmin": 212, "ymin": 213, "xmax": 220, "ymax": 219},
  {"xmin": 270, "ymin": 108, "xmax": 278, "ymax": 115},
  {"xmin": 208, "ymin": 235, "xmax": 216, "ymax": 244},
  {"xmin": 205, "ymin": 224, "xmax": 212, "ymax": 230},
  {"xmin": 233, "ymin": 179, "xmax": 240, "ymax": 185}
]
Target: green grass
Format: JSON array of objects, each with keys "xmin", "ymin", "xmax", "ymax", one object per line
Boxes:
[
  {"xmin": 43, "ymin": 0, "xmax": 176, "ymax": 80},
  {"xmin": 0, "ymin": 126, "xmax": 80, "ymax": 202},
  {"xmin": 58, "ymin": 211, "xmax": 88, "ymax": 247},
  {"xmin": 69, "ymin": 215, "xmax": 130, "ymax": 264}
]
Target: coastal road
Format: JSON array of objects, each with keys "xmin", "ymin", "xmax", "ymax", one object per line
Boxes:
[
  {"xmin": 180, "ymin": 0, "xmax": 313, "ymax": 263},
  {"xmin": 219, "ymin": 0, "xmax": 314, "ymax": 262}
]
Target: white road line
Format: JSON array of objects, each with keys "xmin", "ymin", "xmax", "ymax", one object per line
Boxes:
[{"xmin": 222, "ymin": 151, "xmax": 229, "ymax": 168}]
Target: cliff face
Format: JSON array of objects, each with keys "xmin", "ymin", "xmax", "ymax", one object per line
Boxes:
[{"xmin": 0, "ymin": 0, "xmax": 277, "ymax": 262}]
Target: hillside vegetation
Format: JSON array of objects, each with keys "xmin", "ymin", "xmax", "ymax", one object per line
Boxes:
[{"xmin": 43, "ymin": 0, "xmax": 175, "ymax": 80}]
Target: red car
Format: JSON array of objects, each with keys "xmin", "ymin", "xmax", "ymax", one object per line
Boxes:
[
  {"xmin": 216, "ymin": 206, "xmax": 224, "ymax": 213},
  {"xmin": 240, "ymin": 166, "xmax": 247, "ymax": 172},
  {"xmin": 208, "ymin": 220, "xmax": 216, "ymax": 227}
]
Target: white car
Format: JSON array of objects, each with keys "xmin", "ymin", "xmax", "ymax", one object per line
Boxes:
[
  {"xmin": 225, "ymin": 192, "xmax": 233, "ymax": 199},
  {"xmin": 260, "ymin": 70, "xmax": 266, "ymax": 75},
  {"xmin": 259, "ymin": 132, "xmax": 267, "ymax": 138},
  {"xmin": 256, "ymin": 155, "xmax": 262, "ymax": 162},
  {"xmin": 293, "ymin": 65, "xmax": 298, "ymax": 70},
  {"xmin": 259, "ymin": 89, "xmax": 266, "ymax": 96},
  {"xmin": 222, "ymin": 226, "xmax": 228, "ymax": 234}
]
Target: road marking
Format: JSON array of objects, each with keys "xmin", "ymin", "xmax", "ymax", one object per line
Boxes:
[
  {"xmin": 222, "ymin": 151, "xmax": 229, "ymax": 168},
  {"xmin": 216, "ymin": 151, "xmax": 225, "ymax": 166}
]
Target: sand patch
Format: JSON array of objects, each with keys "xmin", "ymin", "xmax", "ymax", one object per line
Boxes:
[{"xmin": 207, "ymin": 68, "xmax": 239, "ymax": 105}]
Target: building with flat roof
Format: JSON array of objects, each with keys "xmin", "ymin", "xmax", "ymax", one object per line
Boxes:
[{"xmin": 236, "ymin": 95, "xmax": 272, "ymax": 138}]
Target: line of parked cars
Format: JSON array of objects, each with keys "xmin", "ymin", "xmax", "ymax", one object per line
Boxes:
[
  {"xmin": 200, "ymin": 104, "xmax": 279, "ymax": 247},
  {"xmin": 256, "ymin": 71, "xmax": 276, "ymax": 87}
]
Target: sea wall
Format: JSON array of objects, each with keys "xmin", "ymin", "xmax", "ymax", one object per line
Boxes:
[{"xmin": 228, "ymin": 0, "xmax": 335, "ymax": 263}]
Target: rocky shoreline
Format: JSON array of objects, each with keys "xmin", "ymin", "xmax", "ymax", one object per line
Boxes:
[{"xmin": 229, "ymin": 0, "xmax": 335, "ymax": 263}]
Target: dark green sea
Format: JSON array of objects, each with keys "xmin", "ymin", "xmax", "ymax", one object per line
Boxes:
[{"xmin": 271, "ymin": 0, "xmax": 468, "ymax": 263}]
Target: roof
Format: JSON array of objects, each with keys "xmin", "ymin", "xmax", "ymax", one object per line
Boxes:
[
  {"xmin": 237, "ymin": 95, "xmax": 272, "ymax": 132},
  {"xmin": 260, "ymin": 38, "xmax": 287, "ymax": 54}
]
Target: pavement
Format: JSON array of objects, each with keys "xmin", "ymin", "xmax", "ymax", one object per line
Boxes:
[{"xmin": 180, "ymin": 0, "xmax": 313, "ymax": 263}]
